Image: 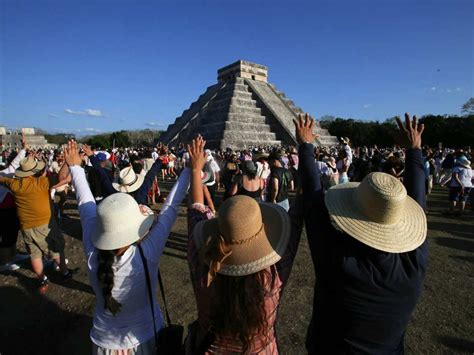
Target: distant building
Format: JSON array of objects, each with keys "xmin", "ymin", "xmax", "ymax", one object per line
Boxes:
[{"xmin": 0, "ymin": 127, "xmax": 56, "ymax": 149}]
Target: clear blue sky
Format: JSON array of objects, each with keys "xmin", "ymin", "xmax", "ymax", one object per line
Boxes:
[{"xmin": 1, "ymin": 0, "xmax": 473, "ymax": 135}]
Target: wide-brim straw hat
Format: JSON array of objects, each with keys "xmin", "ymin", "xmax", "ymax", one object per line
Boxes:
[
  {"xmin": 113, "ymin": 166, "xmax": 144, "ymax": 193},
  {"xmin": 325, "ymin": 172, "xmax": 427, "ymax": 253},
  {"xmin": 193, "ymin": 195, "xmax": 291, "ymax": 276},
  {"xmin": 91, "ymin": 193, "xmax": 154, "ymax": 250},
  {"xmin": 15, "ymin": 157, "xmax": 46, "ymax": 178},
  {"xmin": 456, "ymin": 157, "xmax": 471, "ymax": 169}
]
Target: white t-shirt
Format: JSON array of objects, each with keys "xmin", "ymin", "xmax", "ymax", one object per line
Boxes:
[
  {"xmin": 205, "ymin": 159, "xmax": 221, "ymax": 186},
  {"xmin": 70, "ymin": 166, "xmax": 190, "ymax": 350},
  {"xmin": 450, "ymin": 166, "xmax": 473, "ymax": 188}
]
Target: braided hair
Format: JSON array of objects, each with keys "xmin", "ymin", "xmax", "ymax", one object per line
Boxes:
[{"xmin": 97, "ymin": 249, "xmax": 122, "ymax": 315}]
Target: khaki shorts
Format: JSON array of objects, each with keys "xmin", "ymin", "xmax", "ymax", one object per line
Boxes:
[{"xmin": 21, "ymin": 222, "xmax": 65, "ymax": 259}]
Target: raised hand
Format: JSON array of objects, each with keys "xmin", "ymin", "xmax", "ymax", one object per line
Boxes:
[
  {"xmin": 395, "ymin": 113, "xmax": 424, "ymax": 150},
  {"xmin": 81, "ymin": 144, "xmax": 94, "ymax": 157},
  {"xmin": 21, "ymin": 134, "xmax": 29, "ymax": 150},
  {"xmin": 64, "ymin": 140, "xmax": 82, "ymax": 166},
  {"xmin": 293, "ymin": 113, "xmax": 319, "ymax": 145},
  {"xmin": 187, "ymin": 135, "xmax": 206, "ymax": 171}
]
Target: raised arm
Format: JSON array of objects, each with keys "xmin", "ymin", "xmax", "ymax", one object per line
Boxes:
[
  {"xmin": 395, "ymin": 113, "xmax": 426, "ymax": 209},
  {"xmin": 134, "ymin": 157, "xmax": 162, "ymax": 205},
  {"xmin": 294, "ymin": 114, "xmax": 322, "ymax": 201},
  {"xmin": 0, "ymin": 137, "xmax": 27, "ymax": 176},
  {"xmin": 141, "ymin": 168, "xmax": 191, "ymax": 261},
  {"xmin": 65, "ymin": 141, "xmax": 97, "ymax": 254},
  {"xmin": 186, "ymin": 135, "xmax": 215, "ymax": 237}
]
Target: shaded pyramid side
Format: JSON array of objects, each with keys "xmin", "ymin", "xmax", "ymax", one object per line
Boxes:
[{"xmin": 162, "ymin": 78, "xmax": 282, "ymax": 150}]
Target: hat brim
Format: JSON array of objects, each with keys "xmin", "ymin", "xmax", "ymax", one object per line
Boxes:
[
  {"xmin": 91, "ymin": 213, "xmax": 154, "ymax": 250},
  {"xmin": 15, "ymin": 161, "xmax": 46, "ymax": 178},
  {"xmin": 193, "ymin": 203, "xmax": 291, "ymax": 276},
  {"xmin": 112, "ymin": 174, "xmax": 145, "ymax": 193},
  {"xmin": 324, "ymin": 183, "xmax": 427, "ymax": 253}
]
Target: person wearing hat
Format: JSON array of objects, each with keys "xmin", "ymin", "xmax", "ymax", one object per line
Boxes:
[
  {"xmin": 221, "ymin": 152, "xmax": 240, "ymax": 200},
  {"xmin": 229, "ymin": 160, "xmax": 264, "ymax": 201},
  {"xmin": 0, "ymin": 139, "xmax": 28, "ymax": 272},
  {"xmin": 447, "ymin": 156, "xmax": 472, "ymax": 215},
  {"xmin": 86, "ymin": 150, "xmax": 113, "ymax": 201},
  {"xmin": 81, "ymin": 144, "xmax": 162, "ymax": 206},
  {"xmin": 0, "ymin": 155, "xmax": 73, "ymax": 293},
  {"xmin": 295, "ymin": 113, "xmax": 428, "ymax": 354},
  {"xmin": 267, "ymin": 151, "xmax": 294, "ymax": 212},
  {"xmin": 64, "ymin": 140, "xmax": 190, "ymax": 354},
  {"xmin": 185, "ymin": 135, "xmax": 304, "ymax": 354}
]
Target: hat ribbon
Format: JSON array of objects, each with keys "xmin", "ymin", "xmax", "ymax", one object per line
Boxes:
[{"xmin": 202, "ymin": 224, "xmax": 264, "ymax": 287}]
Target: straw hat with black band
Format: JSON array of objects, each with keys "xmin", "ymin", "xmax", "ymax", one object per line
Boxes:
[
  {"xmin": 193, "ymin": 195, "xmax": 290, "ymax": 284},
  {"xmin": 15, "ymin": 157, "xmax": 46, "ymax": 178},
  {"xmin": 456, "ymin": 156, "xmax": 471, "ymax": 169},
  {"xmin": 325, "ymin": 172, "xmax": 427, "ymax": 253},
  {"xmin": 113, "ymin": 166, "xmax": 145, "ymax": 193}
]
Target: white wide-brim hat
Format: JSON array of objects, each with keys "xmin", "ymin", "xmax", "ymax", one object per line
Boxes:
[
  {"xmin": 325, "ymin": 172, "xmax": 427, "ymax": 253},
  {"xmin": 113, "ymin": 166, "xmax": 144, "ymax": 193},
  {"xmin": 91, "ymin": 193, "xmax": 154, "ymax": 250}
]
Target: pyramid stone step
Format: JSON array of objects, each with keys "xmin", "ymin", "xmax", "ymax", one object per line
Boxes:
[
  {"xmin": 231, "ymin": 91, "xmax": 253, "ymax": 99},
  {"xmin": 225, "ymin": 121, "xmax": 272, "ymax": 132},
  {"xmin": 228, "ymin": 106, "xmax": 261, "ymax": 115},
  {"xmin": 227, "ymin": 113, "xmax": 267, "ymax": 124},
  {"xmin": 211, "ymin": 97, "xmax": 257, "ymax": 109},
  {"xmin": 223, "ymin": 131, "xmax": 276, "ymax": 141},
  {"xmin": 221, "ymin": 139, "xmax": 282, "ymax": 150}
]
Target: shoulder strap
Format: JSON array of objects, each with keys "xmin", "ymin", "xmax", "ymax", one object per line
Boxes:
[
  {"xmin": 137, "ymin": 243, "xmax": 158, "ymax": 347},
  {"xmin": 158, "ymin": 270, "xmax": 172, "ymax": 325}
]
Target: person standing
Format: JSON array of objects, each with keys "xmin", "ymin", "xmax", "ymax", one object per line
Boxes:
[
  {"xmin": 185, "ymin": 135, "xmax": 304, "ymax": 354},
  {"xmin": 447, "ymin": 156, "xmax": 472, "ymax": 216},
  {"xmin": 295, "ymin": 113, "xmax": 428, "ymax": 354},
  {"xmin": 0, "ymin": 156, "xmax": 73, "ymax": 293},
  {"xmin": 267, "ymin": 152, "xmax": 294, "ymax": 212},
  {"xmin": 65, "ymin": 140, "xmax": 190, "ymax": 354}
]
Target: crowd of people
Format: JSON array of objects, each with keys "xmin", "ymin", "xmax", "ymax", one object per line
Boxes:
[{"xmin": 0, "ymin": 113, "xmax": 472, "ymax": 354}]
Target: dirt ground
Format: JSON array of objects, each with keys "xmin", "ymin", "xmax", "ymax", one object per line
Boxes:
[{"xmin": 0, "ymin": 184, "xmax": 473, "ymax": 355}]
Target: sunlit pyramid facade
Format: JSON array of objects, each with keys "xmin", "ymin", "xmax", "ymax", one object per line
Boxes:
[{"xmin": 161, "ymin": 60, "xmax": 338, "ymax": 150}]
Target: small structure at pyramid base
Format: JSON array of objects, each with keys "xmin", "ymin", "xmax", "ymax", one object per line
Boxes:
[{"xmin": 161, "ymin": 60, "xmax": 339, "ymax": 150}]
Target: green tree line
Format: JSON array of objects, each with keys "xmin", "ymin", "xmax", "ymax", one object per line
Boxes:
[{"xmin": 321, "ymin": 114, "xmax": 474, "ymax": 148}]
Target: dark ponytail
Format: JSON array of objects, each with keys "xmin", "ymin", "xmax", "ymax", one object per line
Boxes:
[{"xmin": 97, "ymin": 249, "xmax": 122, "ymax": 315}]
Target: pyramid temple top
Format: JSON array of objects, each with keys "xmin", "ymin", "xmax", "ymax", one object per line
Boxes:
[{"xmin": 218, "ymin": 60, "xmax": 268, "ymax": 83}]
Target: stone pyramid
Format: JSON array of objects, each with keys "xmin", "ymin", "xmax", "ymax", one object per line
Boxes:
[{"xmin": 161, "ymin": 60, "xmax": 338, "ymax": 150}]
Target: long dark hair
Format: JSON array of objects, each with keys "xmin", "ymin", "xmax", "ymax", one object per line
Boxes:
[
  {"xmin": 97, "ymin": 249, "xmax": 122, "ymax": 315},
  {"xmin": 211, "ymin": 267, "xmax": 277, "ymax": 353}
]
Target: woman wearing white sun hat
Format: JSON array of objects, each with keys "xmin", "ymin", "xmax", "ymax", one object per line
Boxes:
[
  {"xmin": 64, "ymin": 140, "xmax": 190, "ymax": 354},
  {"xmin": 295, "ymin": 113, "xmax": 428, "ymax": 354}
]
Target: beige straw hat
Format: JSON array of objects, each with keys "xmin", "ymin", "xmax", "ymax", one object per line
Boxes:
[
  {"xmin": 193, "ymin": 195, "xmax": 290, "ymax": 278},
  {"xmin": 113, "ymin": 166, "xmax": 144, "ymax": 193},
  {"xmin": 91, "ymin": 193, "xmax": 154, "ymax": 250},
  {"xmin": 15, "ymin": 157, "xmax": 46, "ymax": 178},
  {"xmin": 325, "ymin": 172, "xmax": 427, "ymax": 253}
]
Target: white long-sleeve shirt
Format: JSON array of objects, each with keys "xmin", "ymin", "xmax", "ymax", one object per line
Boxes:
[
  {"xmin": 70, "ymin": 165, "xmax": 190, "ymax": 350},
  {"xmin": 0, "ymin": 149, "xmax": 26, "ymax": 203}
]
